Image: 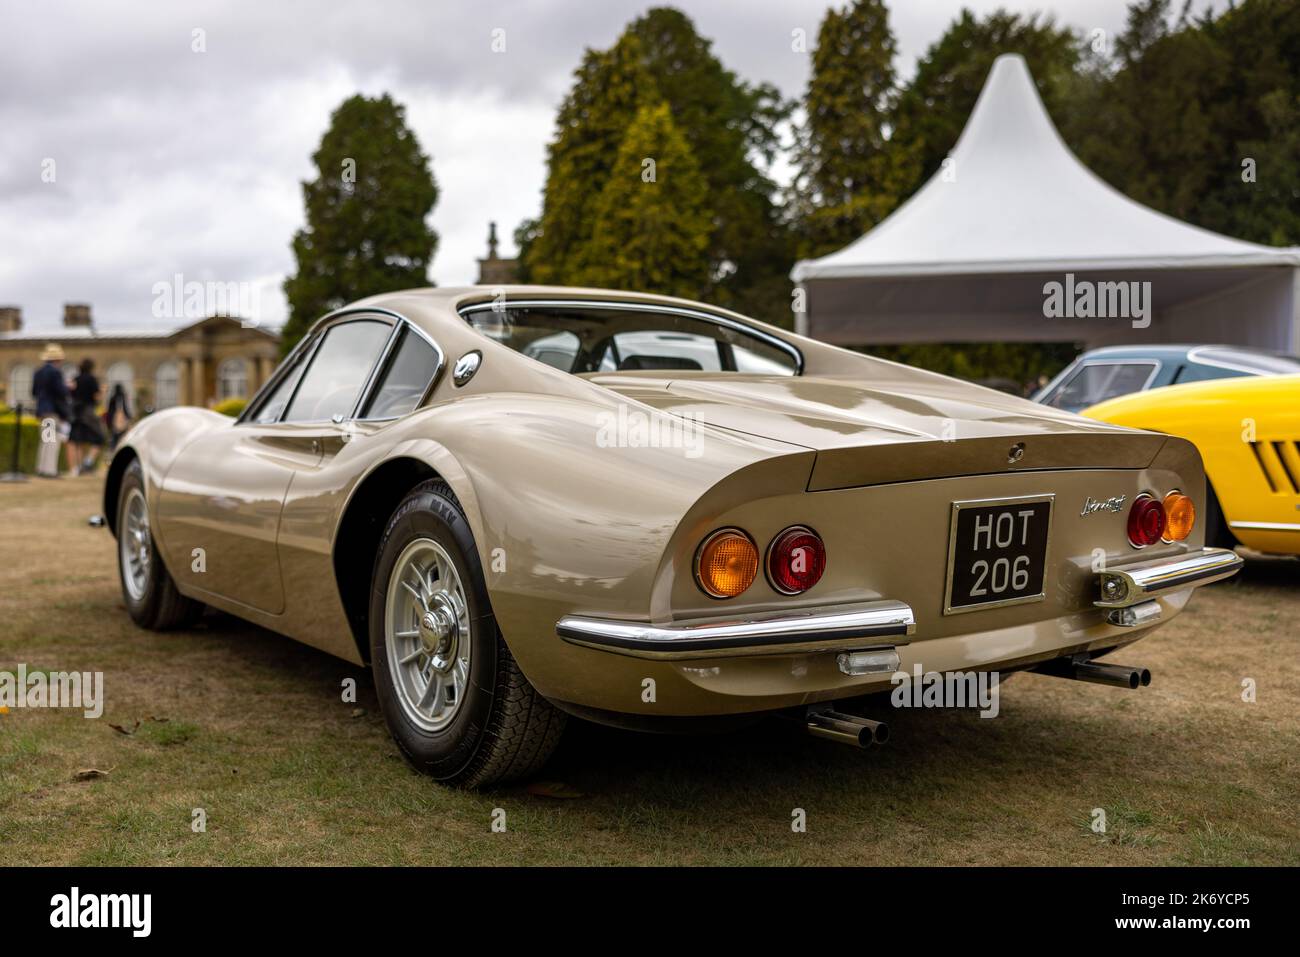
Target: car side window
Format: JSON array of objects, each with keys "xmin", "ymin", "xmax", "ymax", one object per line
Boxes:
[
  {"xmin": 1175, "ymin": 362, "xmax": 1247, "ymax": 385},
  {"xmin": 282, "ymin": 319, "xmax": 392, "ymax": 423},
  {"xmin": 1046, "ymin": 363, "xmax": 1155, "ymax": 412},
  {"xmin": 250, "ymin": 352, "xmax": 309, "ymax": 424},
  {"xmin": 359, "ymin": 327, "xmax": 441, "ymax": 419}
]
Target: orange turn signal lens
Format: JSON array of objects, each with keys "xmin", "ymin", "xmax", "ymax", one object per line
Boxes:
[
  {"xmin": 1162, "ymin": 492, "xmax": 1195, "ymax": 541},
  {"xmin": 695, "ymin": 528, "xmax": 758, "ymax": 598}
]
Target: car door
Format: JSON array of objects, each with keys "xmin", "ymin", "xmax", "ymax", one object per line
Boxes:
[{"xmin": 155, "ymin": 316, "xmax": 397, "ymax": 614}]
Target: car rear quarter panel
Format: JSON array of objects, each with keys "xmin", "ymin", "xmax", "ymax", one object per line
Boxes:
[{"xmin": 535, "ymin": 435, "xmax": 1206, "ymax": 716}]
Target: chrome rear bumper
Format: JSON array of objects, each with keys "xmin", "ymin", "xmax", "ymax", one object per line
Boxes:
[
  {"xmin": 1095, "ymin": 547, "xmax": 1243, "ymax": 608},
  {"xmin": 556, "ymin": 599, "xmax": 916, "ymax": 660},
  {"xmin": 556, "ymin": 548, "xmax": 1239, "ymax": 662}
]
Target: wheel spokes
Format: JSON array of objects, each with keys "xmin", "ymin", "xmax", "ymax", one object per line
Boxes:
[{"xmin": 384, "ymin": 538, "xmax": 472, "ymax": 732}]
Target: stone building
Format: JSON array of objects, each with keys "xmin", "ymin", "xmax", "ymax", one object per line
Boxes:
[
  {"xmin": 476, "ymin": 222, "xmax": 519, "ymax": 286},
  {"xmin": 0, "ymin": 304, "xmax": 280, "ymax": 413}
]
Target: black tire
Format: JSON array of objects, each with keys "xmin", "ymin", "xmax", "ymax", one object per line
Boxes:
[
  {"xmin": 369, "ymin": 480, "xmax": 565, "ymax": 788},
  {"xmin": 1204, "ymin": 481, "xmax": 1238, "ymax": 550},
  {"xmin": 116, "ymin": 459, "xmax": 203, "ymax": 630}
]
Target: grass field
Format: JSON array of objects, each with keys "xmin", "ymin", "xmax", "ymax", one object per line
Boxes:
[{"xmin": 1, "ymin": 475, "xmax": 1297, "ymax": 865}]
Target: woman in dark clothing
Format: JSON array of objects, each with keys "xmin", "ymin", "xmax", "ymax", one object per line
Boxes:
[
  {"xmin": 106, "ymin": 383, "xmax": 132, "ymax": 451},
  {"xmin": 67, "ymin": 358, "xmax": 104, "ymax": 475}
]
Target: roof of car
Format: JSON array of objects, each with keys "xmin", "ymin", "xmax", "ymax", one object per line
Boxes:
[
  {"xmin": 341, "ymin": 285, "xmax": 809, "ymax": 350},
  {"xmin": 1077, "ymin": 344, "xmax": 1285, "ymax": 361}
]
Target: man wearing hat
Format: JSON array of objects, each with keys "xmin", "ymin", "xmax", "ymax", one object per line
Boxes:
[{"xmin": 31, "ymin": 343, "xmax": 71, "ymax": 477}]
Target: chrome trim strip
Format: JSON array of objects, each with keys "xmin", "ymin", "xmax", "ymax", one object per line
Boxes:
[
  {"xmin": 458, "ymin": 297, "xmax": 804, "ymax": 374},
  {"xmin": 1094, "ymin": 547, "xmax": 1243, "ymax": 608},
  {"xmin": 349, "ymin": 321, "xmax": 404, "ymax": 421},
  {"xmin": 556, "ymin": 599, "xmax": 916, "ymax": 660},
  {"xmin": 1229, "ymin": 521, "xmax": 1300, "ymax": 532}
]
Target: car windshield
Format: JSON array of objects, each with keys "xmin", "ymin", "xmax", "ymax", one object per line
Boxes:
[
  {"xmin": 1042, "ymin": 362, "xmax": 1156, "ymax": 412},
  {"xmin": 464, "ymin": 304, "xmax": 799, "ymax": 376}
]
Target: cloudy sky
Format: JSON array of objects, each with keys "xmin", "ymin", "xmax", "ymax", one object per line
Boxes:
[{"xmin": 1, "ymin": 0, "xmax": 1187, "ymax": 332}]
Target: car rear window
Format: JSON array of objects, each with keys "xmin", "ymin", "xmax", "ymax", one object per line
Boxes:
[
  {"xmin": 464, "ymin": 303, "xmax": 799, "ymax": 376},
  {"xmin": 1192, "ymin": 349, "xmax": 1300, "ymax": 375}
]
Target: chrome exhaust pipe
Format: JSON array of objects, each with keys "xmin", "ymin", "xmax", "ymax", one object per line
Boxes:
[
  {"xmin": 1034, "ymin": 657, "xmax": 1151, "ymax": 689},
  {"xmin": 1074, "ymin": 661, "xmax": 1151, "ymax": 689},
  {"xmin": 805, "ymin": 709, "xmax": 889, "ymax": 748}
]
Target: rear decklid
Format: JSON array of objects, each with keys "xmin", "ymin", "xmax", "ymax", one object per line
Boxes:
[{"xmin": 586, "ymin": 371, "xmax": 1167, "ymax": 490}]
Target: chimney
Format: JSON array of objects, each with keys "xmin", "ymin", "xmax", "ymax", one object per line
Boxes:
[
  {"xmin": 63, "ymin": 303, "xmax": 92, "ymax": 328},
  {"xmin": 0, "ymin": 306, "xmax": 20, "ymax": 334}
]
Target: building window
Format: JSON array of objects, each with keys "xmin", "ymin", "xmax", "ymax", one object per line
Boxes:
[
  {"xmin": 106, "ymin": 362, "xmax": 135, "ymax": 408},
  {"xmin": 7, "ymin": 364, "xmax": 34, "ymax": 411},
  {"xmin": 154, "ymin": 361, "xmax": 180, "ymax": 410},
  {"xmin": 218, "ymin": 358, "xmax": 248, "ymax": 400}
]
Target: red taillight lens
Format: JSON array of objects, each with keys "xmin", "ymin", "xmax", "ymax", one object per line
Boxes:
[
  {"xmin": 1127, "ymin": 495, "xmax": 1166, "ymax": 547},
  {"xmin": 766, "ymin": 526, "xmax": 826, "ymax": 594}
]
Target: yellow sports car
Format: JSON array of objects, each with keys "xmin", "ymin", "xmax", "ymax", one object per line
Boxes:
[{"xmin": 1083, "ymin": 374, "xmax": 1300, "ymax": 555}]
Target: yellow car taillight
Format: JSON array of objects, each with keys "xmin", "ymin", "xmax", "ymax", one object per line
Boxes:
[
  {"xmin": 695, "ymin": 528, "xmax": 758, "ymax": 598},
  {"xmin": 1163, "ymin": 491, "xmax": 1196, "ymax": 541}
]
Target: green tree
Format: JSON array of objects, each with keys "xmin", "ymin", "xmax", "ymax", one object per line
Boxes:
[
  {"xmin": 1068, "ymin": 0, "xmax": 1300, "ymax": 247},
  {"xmin": 890, "ymin": 10, "xmax": 1081, "ymax": 204},
  {"xmin": 628, "ymin": 8, "xmax": 792, "ymax": 321},
  {"xmin": 866, "ymin": 342, "xmax": 1078, "ymax": 392},
  {"xmin": 281, "ymin": 93, "xmax": 438, "ymax": 352},
  {"xmin": 520, "ymin": 7, "xmax": 792, "ymax": 324},
  {"xmin": 518, "ymin": 33, "xmax": 659, "ymax": 287},
  {"xmin": 572, "ymin": 102, "xmax": 712, "ymax": 298},
  {"xmin": 791, "ymin": 0, "xmax": 904, "ymax": 258}
]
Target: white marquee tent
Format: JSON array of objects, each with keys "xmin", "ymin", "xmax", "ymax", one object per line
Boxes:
[{"xmin": 791, "ymin": 54, "xmax": 1300, "ymax": 352}]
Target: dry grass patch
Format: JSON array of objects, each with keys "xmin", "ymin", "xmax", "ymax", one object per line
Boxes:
[{"xmin": 1, "ymin": 475, "xmax": 1297, "ymax": 865}]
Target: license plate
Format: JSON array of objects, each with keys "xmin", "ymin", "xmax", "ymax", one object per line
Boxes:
[{"xmin": 944, "ymin": 495, "xmax": 1053, "ymax": 614}]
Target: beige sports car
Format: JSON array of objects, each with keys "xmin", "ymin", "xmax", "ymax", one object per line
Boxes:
[{"xmin": 106, "ymin": 287, "xmax": 1242, "ymax": 787}]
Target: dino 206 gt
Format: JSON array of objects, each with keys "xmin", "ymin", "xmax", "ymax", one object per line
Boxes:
[{"xmin": 105, "ymin": 287, "xmax": 1242, "ymax": 786}]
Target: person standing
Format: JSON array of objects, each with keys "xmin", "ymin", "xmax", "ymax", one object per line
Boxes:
[
  {"xmin": 30, "ymin": 343, "xmax": 70, "ymax": 477},
  {"xmin": 67, "ymin": 358, "xmax": 105, "ymax": 476},
  {"xmin": 106, "ymin": 383, "xmax": 132, "ymax": 451}
]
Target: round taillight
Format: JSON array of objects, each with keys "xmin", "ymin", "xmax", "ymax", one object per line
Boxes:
[
  {"xmin": 1127, "ymin": 495, "xmax": 1166, "ymax": 548},
  {"xmin": 695, "ymin": 528, "xmax": 758, "ymax": 598},
  {"xmin": 1162, "ymin": 491, "xmax": 1195, "ymax": 541},
  {"xmin": 766, "ymin": 525, "xmax": 826, "ymax": 595}
]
